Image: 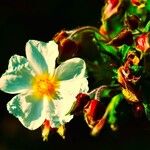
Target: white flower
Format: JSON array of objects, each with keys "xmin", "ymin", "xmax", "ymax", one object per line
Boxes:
[{"xmin": 0, "ymin": 40, "xmax": 88, "ymax": 130}]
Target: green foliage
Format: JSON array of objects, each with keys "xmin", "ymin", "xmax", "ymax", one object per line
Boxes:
[
  {"xmin": 130, "ymin": 65, "xmax": 143, "ymax": 76},
  {"xmin": 108, "ymin": 94, "xmax": 124, "ymax": 125},
  {"xmin": 118, "ymin": 45, "xmax": 131, "ymax": 63},
  {"xmin": 97, "ymin": 41, "xmax": 119, "ymax": 62},
  {"xmin": 143, "ymin": 103, "xmax": 150, "ymax": 120},
  {"xmin": 143, "ymin": 20, "xmax": 150, "ymax": 32}
]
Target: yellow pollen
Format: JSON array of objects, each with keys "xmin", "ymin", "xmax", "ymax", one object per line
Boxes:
[{"xmin": 32, "ymin": 74, "xmax": 59, "ymax": 99}]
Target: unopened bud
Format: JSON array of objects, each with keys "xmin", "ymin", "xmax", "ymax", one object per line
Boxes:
[
  {"xmin": 53, "ymin": 31, "xmax": 68, "ymax": 43},
  {"xmin": 108, "ymin": 29, "xmax": 133, "ymax": 46},
  {"xmin": 135, "ymin": 33, "xmax": 150, "ymax": 53},
  {"xmin": 71, "ymin": 93, "xmax": 90, "ymax": 115},
  {"xmin": 125, "ymin": 15, "xmax": 140, "ymax": 30},
  {"xmin": 84, "ymin": 99, "xmax": 105, "ymax": 128},
  {"xmin": 91, "ymin": 117, "xmax": 106, "ymax": 136},
  {"xmin": 130, "ymin": 0, "xmax": 145, "ymax": 7},
  {"xmin": 53, "ymin": 31, "xmax": 78, "ymax": 61},
  {"xmin": 99, "ymin": 24, "xmax": 108, "ymax": 36},
  {"xmin": 102, "ymin": 0, "xmax": 122, "ymax": 21}
]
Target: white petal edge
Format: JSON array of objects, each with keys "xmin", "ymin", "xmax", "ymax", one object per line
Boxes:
[
  {"xmin": 25, "ymin": 40, "xmax": 48, "ymax": 74},
  {"xmin": 25, "ymin": 40, "xmax": 58, "ymax": 75},
  {"xmin": 0, "ymin": 55, "xmax": 34, "ymax": 94},
  {"xmin": 55, "ymin": 58, "xmax": 86, "ymax": 81},
  {"xmin": 44, "ymin": 94, "xmax": 74, "ymax": 128},
  {"xmin": 7, "ymin": 91, "xmax": 45, "ymax": 130}
]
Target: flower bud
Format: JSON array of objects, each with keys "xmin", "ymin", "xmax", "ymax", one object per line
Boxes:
[
  {"xmin": 131, "ymin": 0, "xmax": 141, "ymax": 6},
  {"xmin": 58, "ymin": 39, "xmax": 78, "ymax": 61},
  {"xmin": 53, "ymin": 30, "xmax": 68, "ymax": 43},
  {"xmin": 53, "ymin": 27, "xmax": 101, "ymax": 62},
  {"xmin": 125, "ymin": 15, "xmax": 140, "ymax": 30},
  {"xmin": 53, "ymin": 31, "xmax": 78, "ymax": 61},
  {"xmin": 70, "ymin": 93, "xmax": 90, "ymax": 115},
  {"xmin": 108, "ymin": 29, "xmax": 133, "ymax": 46},
  {"xmin": 135, "ymin": 33, "xmax": 150, "ymax": 52},
  {"xmin": 102, "ymin": 0, "xmax": 122, "ymax": 21},
  {"xmin": 99, "ymin": 24, "xmax": 108, "ymax": 36},
  {"xmin": 130, "ymin": 0, "xmax": 145, "ymax": 7},
  {"xmin": 91, "ymin": 117, "xmax": 106, "ymax": 136},
  {"xmin": 84, "ymin": 99, "xmax": 105, "ymax": 128}
]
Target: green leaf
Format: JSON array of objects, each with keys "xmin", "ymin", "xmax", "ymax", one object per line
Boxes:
[
  {"xmin": 130, "ymin": 65, "xmax": 143, "ymax": 76},
  {"xmin": 143, "ymin": 53, "xmax": 150, "ymax": 77},
  {"xmin": 119, "ymin": 45, "xmax": 131, "ymax": 63},
  {"xmin": 145, "ymin": 0, "xmax": 150, "ymax": 11},
  {"xmin": 143, "ymin": 103, "xmax": 150, "ymax": 121},
  {"xmin": 98, "ymin": 42, "xmax": 118, "ymax": 57},
  {"xmin": 108, "ymin": 94, "xmax": 124, "ymax": 124},
  {"xmin": 143, "ymin": 20, "xmax": 150, "ymax": 32},
  {"xmin": 107, "ymin": 16, "xmax": 123, "ymax": 38}
]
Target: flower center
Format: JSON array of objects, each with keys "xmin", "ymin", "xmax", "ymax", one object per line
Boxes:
[{"xmin": 32, "ymin": 74, "xmax": 59, "ymax": 99}]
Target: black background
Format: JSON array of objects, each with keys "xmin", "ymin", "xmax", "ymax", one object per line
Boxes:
[{"xmin": 0, "ymin": 0, "xmax": 150, "ymax": 149}]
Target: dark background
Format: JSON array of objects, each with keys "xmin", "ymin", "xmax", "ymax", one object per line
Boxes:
[{"xmin": 0, "ymin": 0, "xmax": 150, "ymax": 149}]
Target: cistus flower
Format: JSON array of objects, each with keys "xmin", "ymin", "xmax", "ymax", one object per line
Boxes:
[
  {"xmin": 118, "ymin": 52, "xmax": 141, "ymax": 103},
  {"xmin": 135, "ymin": 33, "xmax": 150, "ymax": 53},
  {"xmin": 102, "ymin": 0, "xmax": 122, "ymax": 21},
  {"xmin": 0, "ymin": 40, "xmax": 88, "ymax": 138}
]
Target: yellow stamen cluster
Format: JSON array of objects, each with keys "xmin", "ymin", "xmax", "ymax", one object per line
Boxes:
[{"xmin": 32, "ymin": 74, "xmax": 59, "ymax": 99}]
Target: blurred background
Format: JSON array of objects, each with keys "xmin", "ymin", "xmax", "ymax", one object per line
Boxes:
[{"xmin": 0, "ymin": 0, "xmax": 150, "ymax": 149}]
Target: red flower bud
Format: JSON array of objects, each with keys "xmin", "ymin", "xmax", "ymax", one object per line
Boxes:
[
  {"xmin": 135, "ymin": 33, "xmax": 150, "ymax": 52},
  {"xmin": 131, "ymin": 0, "xmax": 140, "ymax": 6},
  {"xmin": 125, "ymin": 15, "xmax": 140, "ymax": 30},
  {"xmin": 102, "ymin": 0, "xmax": 122, "ymax": 21},
  {"xmin": 99, "ymin": 24, "xmax": 108, "ymax": 36},
  {"xmin": 53, "ymin": 31, "xmax": 68, "ymax": 43},
  {"xmin": 91, "ymin": 117, "xmax": 106, "ymax": 136},
  {"xmin": 130, "ymin": 0, "xmax": 145, "ymax": 7},
  {"xmin": 70, "ymin": 93, "xmax": 90, "ymax": 115},
  {"xmin": 108, "ymin": 29, "xmax": 133, "ymax": 46},
  {"xmin": 59, "ymin": 39, "xmax": 78, "ymax": 60},
  {"xmin": 53, "ymin": 31, "xmax": 78, "ymax": 61},
  {"xmin": 84, "ymin": 99, "xmax": 105, "ymax": 128}
]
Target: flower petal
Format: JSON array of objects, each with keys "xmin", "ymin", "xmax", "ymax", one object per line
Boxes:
[
  {"xmin": 59, "ymin": 77, "xmax": 89, "ymax": 97},
  {"xmin": 44, "ymin": 94, "xmax": 74, "ymax": 128},
  {"xmin": 0, "ymin": 55, "xmax": 34, "ymax": 94},
  {"xmin": 44, "ymin": 78, "xmax": 88, "ymax": 128},
  {"xmin": 25, "ymin": 40, "xmax": 58, "ymax": 74},
  {"xmin": 7, "ymin": 91, "xmax": 45, "ymax": 130},
  {"xmin": 55, "ymin": 58, "xmax": 86, "ymax": 81},
  {"xmin": 8, "ymin": 54, "xmax": 28, "ymax": 70},
  {"xmin": 43, "ymin": 98, "xmax": 61, "ymax": 128}
]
